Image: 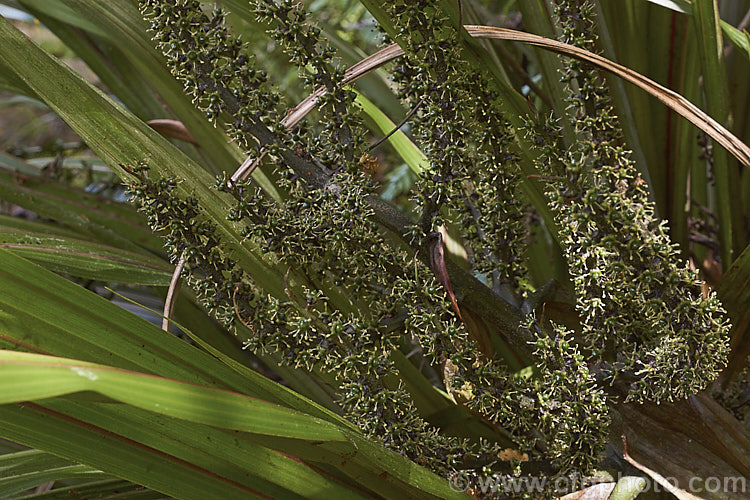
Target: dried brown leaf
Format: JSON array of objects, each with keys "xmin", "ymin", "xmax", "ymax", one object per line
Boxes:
[
  {"xmin": 622, "ymin": 435, "xmax": 703, "ymax": 500},
  {"xmin": 428, "ymin": 232, "xmax": 462, "ymax": 320},
  {"xmin": 147, "ymin": 119, "xmax": 198, "ymax": 145},
  {"xmin": 232, "ymin": 26, "xmax": 750, "ymax": 182}
]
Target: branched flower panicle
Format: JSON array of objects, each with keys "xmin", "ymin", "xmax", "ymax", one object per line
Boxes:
[
  {"xmin": 136, "ymin": 0, "xmax": 735, "ymax": 493},
  {"xmin": 139, "ymin": 0, "xmax": 612, "ymax": 487},
  {"xmin": 140, "ymin": 0, "xmax": 479, "ymax": 471},
  {"xmin": 142, "ymin": 0, "xmax": 326, "ymax": 189},
  {"xmin": 128, "ymin": 161, "xmax": 464, "ymax": 470},
  {"xmin": 126, "ymin": 164, "xmax": 243, "ymax": 330},
  {"xmin": 533, "ymin": 0, "xmax": 731, "ymax": 402},
  {"xmin": 435, "ymin": 313, "xmax": 610, "ymax": 485},
  {"xmin": 381, "ymin": 3, "xmax": 614, "ymax": 486},
  {"xmin": 386, "ymin": 1, "xmax": 528, "ymax": 293},
  {"xmin": 482, "ymin": 325, "xmax": 608, "ymax": 472}
]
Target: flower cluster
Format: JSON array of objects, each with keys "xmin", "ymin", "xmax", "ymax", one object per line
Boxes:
[
  {"xmin": 219, "ymin": 167, "xmax": 501, "ymax": 470},
  {"xmin": 138, "ymin": 0, "xmax": 613, "ymax": 487},
  {"xmin": 141, "ymin": 1, "xmax": 500, "ymax": 468},
  {"xmin": 125, "ymin": 163, "xmax": 244, "ymax": 331},
  {"xmin": 382, "ymin": 0, "xmax": 611, "ymax": 483},
  {"xmin": 533, "ymin": 0, "xmax": 731, "ymax": 402}
]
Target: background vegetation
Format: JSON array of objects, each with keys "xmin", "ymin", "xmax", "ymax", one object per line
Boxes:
[{"xmin": 0, "ymin": 0, "xmax": 749, "ymax": 498}]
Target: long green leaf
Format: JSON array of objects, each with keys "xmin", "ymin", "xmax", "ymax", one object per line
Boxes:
[
  {"xmin": 0, "ymin": 8, "xmax": 375, "ymax": 406},
  {"xmin": 0, "ymin": 214, "xmax": 81, "ymax": 239},
  {"xmin": 0, "ymin": 404, "xmax": 269, "ymax": 500},
  {"xmin": 4, "ymin": 396, "xmax": 460, "ymax": 500},
  {"xmin": 14, "ymin": 479, "xmax": 162, "ymax": 499},
  {"xmin": 0, "ymin": 356, "xmax": 388, "ymax": 497},
  {"xmin": 0, "ymin": 59, "xmax": 34, "ymax": 95},
  {"xmin": 693, "ymin": 0, "xmax": 744, "ymax": 264},
  {"xmin": 0, "ymin": 250, "xmax": 462, "ymax": 498},
  {"xmin": 0, "ymin": 449, "xmax": 75, "ymax": 475},
  {"xmin": 0, "ymin": 171, "xmax": 162, "ymax": 254},
  {"xmin": 30, "ymin": 9, "xmax": 171, "ymax": 127},
  {"xmin": 0, "ymin": 449, "xmax": 108, "ymax": 498},
  {"xmin": 1, "ymin": 462, "xmax": 105, "ymax": 498},
  {"xmin": 0, "ymin": 13, "xmax": 289, "ymax": 298},
  {"xmin": 718, "ymin": 242, "xmax": 750, "ymax": 383},
  {"xmin": 0, "ymin": 372, "xmax": 461, "ymax": 499},
  {"xmin": 15, "ymin": 0, "xmax": 105, "ymax": 36},
  {"xmin": 672, "ymin": 27, "xmax": 703, "ymax": 256},
  {"xmin": 0, "ymin": 247, "xmax": 345, "ymax": 424},
  {"xmin": 109, "ymin": 287, "xmax": 347, "ymax": 419},
  {"xmin": 646, "ymin": 0, "xmax": 750, "ymax": 58},
  {"xmin": 0, "ymin": 350, "xmax": 347, "ymax": 441},
  {"xmin": 242, "ymin": 431, "xmax": 468, "ymax": 500},
  {"xmin": 23, "ymin": 0, "xmax": 280, "ymax": 197},
  {"xmin": 0, "ymin": 151, "xmax": 41, "ymax": 175},
  {"xmin": 18, "ymin": 0, "xmax": 234, "ymax": 177},
  {"xmin": 38, "ymin": 398, "xmax": 373, "ymax": 499},
  {"xmin": 355, "ymin": 91, "xmax": 427, "ymax": 174},
  {"xmin": 0, "ymin": 225, "xmax": 172, "ymax": 285}
]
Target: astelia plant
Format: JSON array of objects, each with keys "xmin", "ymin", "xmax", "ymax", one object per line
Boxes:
[{"xmin": 0, "ymin": 0, "xmax": 749, "ymax": 498}]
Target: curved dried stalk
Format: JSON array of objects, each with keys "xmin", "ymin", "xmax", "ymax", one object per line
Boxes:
[
  {"xmin": 231, "ymin": 44, "xmax": 402, "ymax": 182},
  {"xmin": 161, "ymin": 252, "xmax": 186, "ymax": 332},
  {"xmin": 232, "ymin": 25, "xmax": 750, "ymax": 182}
]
